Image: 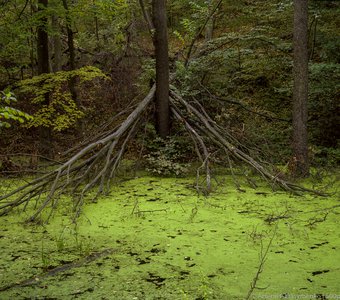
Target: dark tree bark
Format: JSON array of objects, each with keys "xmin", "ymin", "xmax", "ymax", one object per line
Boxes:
[
  {"xmin": 205, "ymin": 0, "xmax": 214, "ymax": 41},
  {"xmin": 292, "ymin": 0, "xmax": 309, "ymax": 177},
  {"xmin": 37, "ymin": 0, "xmax": 49, "ymax": 75},
  {"xmin": 139, "ymin": 0, "xmax": 154, "ymax": 36},
  {"xmin": 152, "ymin": 0, "xmax": 170, "ymax": 138},
  {"xmin": 62, "ymin": 0, "xmax": 78, "ymax": 105},
  {"xmin": 37, "ymin": 0, "xmax": 52, "ymax": 158},
  {"xmin": 51, "ymin": 15, "xmax": 62, "ymax": 72},
  {"xmin": 93, "ymin": 0, "xmax": 100, "ymax": 46}
]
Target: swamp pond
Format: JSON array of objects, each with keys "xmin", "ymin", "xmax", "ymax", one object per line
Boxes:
[{"xmin": 0, "ymin": 170, "xmax": 339, "ymax": 299}]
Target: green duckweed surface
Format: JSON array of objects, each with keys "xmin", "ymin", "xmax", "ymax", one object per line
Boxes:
[{"xmin": 0, "ymin": 172, "xmax": 339, "ymax": 299}]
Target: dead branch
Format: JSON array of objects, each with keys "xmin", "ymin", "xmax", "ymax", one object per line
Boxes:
[
  {"xmin": 169, "ymin": 89, "xmax": 325, "ymax": 195},
  {"xmin": 171, "ymin": 104, "xmax": 211, "ymax": 194},
  {"xmin": 245, "ymin": 224, "xmax": 277, "ymax": 300},
  {"xmin": 0, "ymin": 85, "xmax": 156, "ymax": 221},
  {"xmin": 0, "ymin": 83, "xmax": 326, "ymax": 222},
  {"xmin": 0, "ymin": 248, "xmax": 116, "ymax": 292},
  {"xmin": 139, "ymin": 0, "xmax": 154, "ymax": 37},
  {"xmin": 62, "ymin": 103, "xmax": 136, "ymax": 157}
]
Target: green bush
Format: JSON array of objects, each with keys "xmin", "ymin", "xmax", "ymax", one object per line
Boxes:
[
  {"xmin": 18, "ymin": 66, "xmax": 107, "ymax": 131},
  {"xmin": 309, "ymin": 145, "xmax": 340, "ymax": 167},
  {"xmin": 144, "ymin": 127, "xmax": 191, "ymax": 176},
  {"xmin": 0, "ymin": 90, "xmax": 32, "ymax": 129}
]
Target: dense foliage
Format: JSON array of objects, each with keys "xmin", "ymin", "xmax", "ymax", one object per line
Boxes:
[
  {"xmin": 18, "ymin": 66, "xmax": 107, "ymax": 131},
  {"xmin": 0, "ymin": 0, "xmax": 338, "ymax": 168},
  {"xmin": 0, "ymin": 91, "xmax": 32, "ymax": 129}
]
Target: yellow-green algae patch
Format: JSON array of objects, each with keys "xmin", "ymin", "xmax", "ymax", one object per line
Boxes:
[{"xmin": 0, "ymin": 172, "xmax": 339, "ymax": 299}]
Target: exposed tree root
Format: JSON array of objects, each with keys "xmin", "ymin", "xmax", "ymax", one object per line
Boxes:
[{"xmin": 0, "ymin": 85, "xmax": 325, "ymax": 222}]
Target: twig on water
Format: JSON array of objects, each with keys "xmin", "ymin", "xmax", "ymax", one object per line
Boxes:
[{"xmin": 245, "ymin": 224, "xmax": 278, "ymax": 300}]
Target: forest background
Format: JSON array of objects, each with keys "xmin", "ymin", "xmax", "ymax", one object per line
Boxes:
[
  {"xmin": 0, "ymin": 0, "xmax": 339, "ymax": 177},
  {"xmin": 0, "ymin": 1, "xmax": 339, "ymax": 298}
]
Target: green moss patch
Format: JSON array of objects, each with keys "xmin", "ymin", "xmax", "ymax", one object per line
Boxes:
[{"xmin": 0, "ymin": 173, "xmax": 339, "ymax": 299}]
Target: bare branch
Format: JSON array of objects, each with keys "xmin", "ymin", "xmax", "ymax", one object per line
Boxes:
[
  {"xmin": 139, "ymin": 0, "xmax": 154, "ymax": 38},
  {"xmin": 0, "ymin": 85, "xmax": 156, "ymax": 221}
]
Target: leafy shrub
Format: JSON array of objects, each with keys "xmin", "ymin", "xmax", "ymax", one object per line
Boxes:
[
  {"xmin": 0, "ymin": 90, "xmax": 32, "ymax": 129},
  {"xmin": 309, "ymin": 145, "xmax": 340, "ymax": 167},
  {"xmin": 18, "ymin": 66, "xmax": 107, "ymax": 131},
  {"xmin": 309, "ymin": 63, "xmax": 340, "ymax": 148},
  {"xmin": 144, "ymin": 127, "xmax": 191, "ymax": 176}
]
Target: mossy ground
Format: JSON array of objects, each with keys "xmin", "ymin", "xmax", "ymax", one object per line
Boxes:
[{"xmin": 0, "ymin": 170, "xmax": 339, "ymax": 299}]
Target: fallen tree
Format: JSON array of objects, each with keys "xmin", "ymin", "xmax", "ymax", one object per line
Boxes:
[
  {"xmin": 0, "ymin": 85, "xmax": 156, "ymax": 221},
  {"xmin": 0, "ymin": 0, "xmax": 325, "ymax": 223},
  {"xmin": 0, "ymin": 82, "xmax": 325, "ymax": 223}
]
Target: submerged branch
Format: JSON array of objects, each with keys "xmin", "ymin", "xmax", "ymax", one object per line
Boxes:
[{"xmin": 0, "ymin": 248, "xmax": 116, "ymax": 292}]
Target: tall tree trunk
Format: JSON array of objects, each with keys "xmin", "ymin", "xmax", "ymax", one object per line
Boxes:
[
  {"xmin": 62, "ymin": 0, "xmax": 78, "ymax": 105},
  {"xmin": 205, "ymin": 0, "xmax": 214, "ymax": 41},
  {"xmin": 91, "ymin": 0, "xmax": 100, "ymax": 49},
  {"xmin": 37, "ymin": 0, "xmax": 52, "ymax": 158},
  {"xmin": 51, "ymin": 15, "xmax": 62, "ymax": 72},
  {"xmin": 152, "ymin": 0, "xmax": 170, "ymax": 138},
  {"xmin": 292, "ymin": 0, "xmax": 309, "ymax": 177},
  {"xmin": 37, "ymin": 0, "xmax": 49, "ymax": 75},
  {"xmin": 29, "ymin": 0, "xmax": 35, "ymax": 77},
  {"xmin": 139, "ymin": 0, "xmax": 154, "ymax": 36}
]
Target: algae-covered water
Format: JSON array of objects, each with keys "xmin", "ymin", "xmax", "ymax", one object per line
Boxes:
[{"xmin": 0, "ymin": 172, "xmax": 339, "ymax": 299}]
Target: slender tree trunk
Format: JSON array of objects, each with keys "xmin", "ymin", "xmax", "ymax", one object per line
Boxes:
[
  {"xmin": 37, "ymin": 0, "xmax": 52, "ymax": 158},
  {"xmin": 92, "ymin": 0, "xmax": 100, "ymax": 48},
  {"xmin": 29, "ymin": 30, "xmax": 35, "ymax": 76},
  {"xmin": 292, "ymin": 0, "xmax": 309, "ymax": 177},
  {"xmin": 51, "ymin": 15, "xmax": 62, "ymax": 72},
  {"xmin": 62, "ymin": 0, "xmax": 78, "ymax": 105},
  {"xmin": 37, "ymin": 0, "xmax": 49, "ymax": 75},
  {"xmin": 29, "ymin": 0, "xmax": 35, "ymax": 76},
  {"xmin": 205, "ymin": 0, "xmax": 214, "ymax": 41},
  {"xmin": 139, "ymin": 0, "xmax": 154, "ymax": 36},
  {"xmin": 152, "ymin": 0, "xmax": 170, "ymax": 138}
]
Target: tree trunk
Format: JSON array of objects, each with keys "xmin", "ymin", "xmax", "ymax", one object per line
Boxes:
[
  {"xmin": 205, "ymin": 0, "xmax": 214, "ymax": 41},
  {"xmin": 62, "ymin": 0, "xmax": 78, "ymax": 105},
  {"xmin": 93, "ymin": 0, "xmax": 100, "ymax": 47},
  {"xmin": 37, "ymin": 0, "xmax": 52, "ymax": 158},
  {"xmin": 152, "ymin": 0, "xmax": 170, "ymax": 138},
  {"xmin": 37, "ymin": 0, "xmax": 50, "ymax": 75},
  {"xmin": 139, "ymin": 0, "xmax": 154, "ymax": 36},
  {"xmin": 292, "ymin": 0, "xmax": 309, "ymax": 177},
  {"xmin": 29, "ymin": 1, "xmax": 35, "ymax": 77},
  {"xmin": 51, "ymin": 15, "xmax": 62, "ymax": 72}
]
